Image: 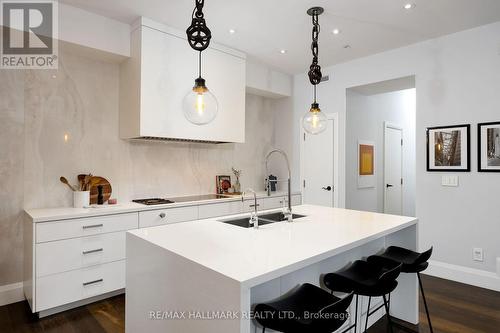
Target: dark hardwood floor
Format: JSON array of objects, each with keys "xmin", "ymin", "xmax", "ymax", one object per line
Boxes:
[{"xmin": 1, "ymin": 275, "xmax": 499, "ymax": 332}]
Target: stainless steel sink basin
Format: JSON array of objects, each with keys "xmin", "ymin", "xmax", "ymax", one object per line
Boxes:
[{"xmin": 219, "ymin": 212, "xmax": 306, "ymax": 228}]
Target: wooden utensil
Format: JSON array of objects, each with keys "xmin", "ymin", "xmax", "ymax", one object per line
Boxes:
[
  {"xmin": 83, "ymin": 175, "xmax": 91, "ymax": 191},
  {"xmin": 60, "ymin": 176, "xmax": 76, "ymax": 191},
  {"xmin": 78, "ymin": 174, "xmax": 94, "ymax": 191},
  {"xmin": 77, "ymin": 174, "xmax": 86, "ymax": 191},
  {"xmin": 89, "ymin": 176, "xmax": 112, "ymax": 204}
]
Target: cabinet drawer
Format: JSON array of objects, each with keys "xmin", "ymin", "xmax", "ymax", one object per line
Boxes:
[
  {"xmin": 139, "ymin": 206, "xmax": 198, "ymax": 228},
  {"xmin": 35, "ymin": 260, "xmax": 125, "ymax": 312},
  {"xmin": 36, "ymin": 213, "xmax": 138, "ymax": 243},
  {"xmin": 198, "ymin": 201, "xmax": 242, "ymax": 219},
  {"xmin": 263, "ymin": 196, "xmax": 286, "ymax": 210},
  {"xmin": 242, "ymin": 199, "xmax": 264, "ymax": 213},
  {"xmin": 36, "ymin": 232, "xmax": 126, "ymax": 278}
]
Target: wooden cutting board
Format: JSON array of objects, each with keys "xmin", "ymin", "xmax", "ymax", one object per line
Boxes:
[{"xmin": 89, "ymin": 176, "xmax": 112, "ymax": 204}]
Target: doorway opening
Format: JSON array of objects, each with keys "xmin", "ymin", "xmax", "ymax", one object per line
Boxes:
[{"xmin": 345, "ymin": 76, "xmax": 416, "ymax": 216}]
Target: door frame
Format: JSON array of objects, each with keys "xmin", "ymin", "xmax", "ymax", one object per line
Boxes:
[
  {"xmin": 383, "ymin": 122, "xmax": 403, "ymax": 214},
  {"xmin": 300, "ymin": 112, "xmax": 339, "ymax": 207}
]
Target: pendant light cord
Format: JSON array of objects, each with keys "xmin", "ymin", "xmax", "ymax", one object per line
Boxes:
[{"xmin": 198, "ymin": 51, "xmax": 202, "ymax": 79}]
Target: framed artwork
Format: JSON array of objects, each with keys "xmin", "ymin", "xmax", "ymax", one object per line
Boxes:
[
  {"xmin": 358, "ymin": 141, "xmax": 375, "ymax": 188},
  {"xmin": 426, "ymin": 124, "xmax": 470, "ymax": 172},
  {"xmin": 216, "ymin": 175, "xmax": 231, "ymax": 194},
  {"xmin": 478, "ymin": 122, "xmax": 500, "ymax": 172},
  {"xmin": 359, "ymin": 144, "xmax": 374, "ymax": 175}
]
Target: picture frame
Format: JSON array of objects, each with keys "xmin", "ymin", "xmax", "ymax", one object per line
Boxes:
[
  {"xmin": 478, "ymin": 121, "xmax": 500, "ymax": 172},
  {"xmin": 216, "ymin": 175, "xmax": 231, "ymax": 194},
  {"xmin": 426, "ymin": 124, "xmax": 470, "ymax": 172},
  {"xmin": 358, "ymin": 140, "xmax": 376, "ymax": 188}
]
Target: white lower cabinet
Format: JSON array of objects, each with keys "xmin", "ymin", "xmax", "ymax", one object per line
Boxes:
[
  {"xmin": 36, "ymin": 231, "xmax": 126, "ymax": 277},
  {"xmin": 198, "ymin": 201, "xmax": 242, "ymax": 219},
  {"xmin": 26, "ymin": 212, "xmax": 139, "ymax": 315},
  {"xmin": 36, "ymin": 260, "xmax": 125, "ymax": 312},
  {"xmin": 262, "ymin": 196, "xmax": 285, "ymax": 210},
  {"xmin": 36, "ymin": 212, "xmax": 138, "ymax": 243},
  {"xmin": 139, "ymin": 206, "xmax": 198, "ymax": 228},
  {"xmin": 242, "ymin": 199, "xmax": 265, "ymax": 212}
]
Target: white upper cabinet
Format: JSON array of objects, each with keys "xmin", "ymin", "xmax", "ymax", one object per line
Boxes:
[
  {"xmin": 246, "ymin": 61, "xmax": 292, "ymax": 98},
  {"xmin": 120, "ymin": 18, "xmax": 246, "ymax": 143}
]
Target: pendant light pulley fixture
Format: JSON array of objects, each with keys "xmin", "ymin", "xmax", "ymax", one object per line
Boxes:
[
  {"xmin": 183, "ymin": 0, "xmax": 218, "ymax": 125},
  {"xmin": 302, "ymin": 6, "xmax": 328, "ymax": 135}
]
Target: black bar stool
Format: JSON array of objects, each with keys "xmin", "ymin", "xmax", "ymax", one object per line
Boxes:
[
  {"xmin": 368, "ymin": 246, "xmax": 434, "ymax": 333},
  {"xmin": 323, "ymin": 260, "xmax": 402, "ymax": 333},
  {"xmin": 254, "ymin": 283, "xmax": 354, "ymax": 333}
]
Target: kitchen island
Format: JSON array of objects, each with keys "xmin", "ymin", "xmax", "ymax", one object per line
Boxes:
[{"xmin": 125, "ymin": 204, "xmax": 418, "ymax": 333}]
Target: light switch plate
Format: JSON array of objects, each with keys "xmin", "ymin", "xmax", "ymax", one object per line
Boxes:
[{"xmin": 441, "ymin": 175, "xmax": 459, "ymax": 187}]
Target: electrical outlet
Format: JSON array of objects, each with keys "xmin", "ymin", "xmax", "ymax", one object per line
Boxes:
[
  {"xmin": 473, "ymin": 248, "xmax": 484, "ymax": 262},
  {"xmin": 441, "ymin": 175, "xmax": 459, "ymax": 187}
]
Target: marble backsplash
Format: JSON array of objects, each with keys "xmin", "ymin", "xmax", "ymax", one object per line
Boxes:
[{"xmin": 0, "ymin": 50, "xmax": 280, "ymax": 286}]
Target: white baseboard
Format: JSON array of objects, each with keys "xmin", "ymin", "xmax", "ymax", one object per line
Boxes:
[
  {"xmin": 426, "ymin": 260, "xmax": 500, "ymax": 292},
  {"xmin": 0, "ymin": 282, "xmax": 24, "ymax": 306}
]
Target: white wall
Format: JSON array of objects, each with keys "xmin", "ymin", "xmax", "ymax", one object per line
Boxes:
[
  {"xmin": 346, "ymin": 89, "xmax": 416, "ymax": 217},
  {"xmin": 292, "ymin": 21, "xmax": 500, "ymax": 280},
  {"xmin": 58, "ymin": 4, "xmax": 130, "ymax": 57}
]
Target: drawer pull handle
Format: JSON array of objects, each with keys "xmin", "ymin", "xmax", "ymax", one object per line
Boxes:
[
  {"xmin": 82, "ymin": 224, "xmax": 104, "ymax": 229},
  {"xmin": 159, "ymin": 213, "xmax": 166, "ymax": 218},
  {"xmin": 83, "ymin": 279, "xmax": 103, "ymax": 286},
  {"xmin": 82, "ymin": 248, "xmax": 103, "ymax": 255},
  {"xmin": 249, "ymin": 204, "xmax": 260, "ymax": 208}
]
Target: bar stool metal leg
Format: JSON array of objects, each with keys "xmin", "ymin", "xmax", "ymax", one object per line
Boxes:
[
  {"xmin": 418, "ymin": 273, "xmax": 434, "ymax": 333},
  {"xmin": 364, "ymin": 296, "xmax": 371, "ymax": 333},
  {"xmin": 382, "ymin": 294, "xmax": 394, "ymax": 333},
  {"xmin": 341, "ymin": 294, "xmax": 358, "ymax": 333}
]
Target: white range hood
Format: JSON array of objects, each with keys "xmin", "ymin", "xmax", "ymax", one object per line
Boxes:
[{"xmin": 120, "ymin": 18, "xmax": 246, "ymax": 143}]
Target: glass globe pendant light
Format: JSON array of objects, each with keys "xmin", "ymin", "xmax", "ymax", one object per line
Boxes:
[
  {"xmin": 183, "ymin": 0, "xmax": 218, "ymax": 125},
  {"xmin": 302, "ymin": 7, "xmax": 327, "ymax": 135}
]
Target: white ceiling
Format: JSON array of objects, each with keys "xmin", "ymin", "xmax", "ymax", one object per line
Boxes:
[{"xmin": 60, "ymin": 0, "xmax": 500, "ymax": 74}]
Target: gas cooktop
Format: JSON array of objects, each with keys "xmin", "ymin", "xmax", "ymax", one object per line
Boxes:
[
  {"xmin": 133, "ymin": 194, "xmax": 230, "ymax": 206},
  {"xmin": 132, "ymin": 198, "xmax": 174, "ymax": 205}
]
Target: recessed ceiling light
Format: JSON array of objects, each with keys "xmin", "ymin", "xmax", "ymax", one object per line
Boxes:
[
  {"xmin": 229, "ymin": 29, "xmax": 236, "ymax": 34},
  {"xmin": 280, "ymin": 49, "xmax": 287, "ymax": 54},
  {"xmin": 332, "ymin": 29, "xmax": 341, "ymax": 35},
  {"xmin": 404, "ymin": 3, "xmax": 415, "ymax": 10}
]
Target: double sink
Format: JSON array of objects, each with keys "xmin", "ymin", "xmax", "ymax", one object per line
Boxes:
[{"xmin": 219, "ymin": 211, "xmax": 306, "ymax": 228}]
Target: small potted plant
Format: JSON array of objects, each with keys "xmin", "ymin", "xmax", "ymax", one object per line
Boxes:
[{"xmin": 232, "ymin": 167, "xmax": 242, "ymax": 194}]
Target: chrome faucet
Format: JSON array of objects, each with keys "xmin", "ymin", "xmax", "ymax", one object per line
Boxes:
[
  {"xmin": 242, "ymin": 189, "xmax": 259, "ymax": 229},
  {"xmin": 265, "ymin": 149, "xmax": 293, "ymax": 222}
]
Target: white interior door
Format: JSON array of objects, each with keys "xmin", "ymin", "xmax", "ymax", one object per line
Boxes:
[
  {"xmin": 384, "ymin": 124, "xmax": 403, "ymax": 215},
  {"xmin": 302, "ymin": 118, "xmax": 334, "ymax": 207}
]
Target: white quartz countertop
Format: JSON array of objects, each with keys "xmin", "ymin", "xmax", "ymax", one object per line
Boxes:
[
  {"xmin": 128, "ymin": 205, "xmax": 418, "ymax": 288},
  {"xmin": 24, "ymin": 191, "xmax": 298, "ymax": 222}
]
